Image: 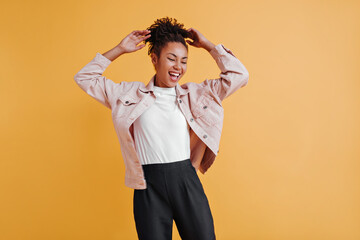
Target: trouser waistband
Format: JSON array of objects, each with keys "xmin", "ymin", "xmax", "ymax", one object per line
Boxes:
[{"xmin": 141, "ymin": 158, "xmax": 191, "ymax": 171}]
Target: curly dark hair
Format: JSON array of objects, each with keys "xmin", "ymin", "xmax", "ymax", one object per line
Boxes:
[{"xmin": 144, "ymin": 17, "xmax": 191, "ymax": 57}]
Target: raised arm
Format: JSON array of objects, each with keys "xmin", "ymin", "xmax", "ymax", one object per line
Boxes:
[
  {"xmin": 187, "ymin": 28, "xmax": 249, "ymax": 101},
  {"xmin": 73, "ymin": 30, "xmax": 151, "ymax": 109}
]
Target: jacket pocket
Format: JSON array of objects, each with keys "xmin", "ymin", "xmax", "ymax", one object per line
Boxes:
[
  {"xmin": 191, "ymin": 94, "xmax": 224, "ymax": 126},
  {"xmin": 118, "ymin": 94, "xmax": 140, "ymax": 105},
  {"xmin": 112, "ymin": 94, "xmax": 141, "ymax": 119}
]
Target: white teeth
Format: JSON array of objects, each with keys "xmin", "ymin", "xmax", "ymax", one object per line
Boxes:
[
  {"xmin": 169, "ymin": 72, "xmax": 179, "ymax": 81},
  {"xmin": 169, "ymin": 72, "xmax": 180, "ymax": 76}
]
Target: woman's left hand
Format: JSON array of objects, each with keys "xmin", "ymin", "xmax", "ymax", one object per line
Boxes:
[{"xmin": 186, "ymin": 28, "xmax": 215, "ymax": 52}]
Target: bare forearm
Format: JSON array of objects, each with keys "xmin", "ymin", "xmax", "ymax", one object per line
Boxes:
[
  {"xmin": 102, "ymin": 45, "xmax": 126, "ymax": 62},
  {"xmin": 203, "ymin": 41, "xmax": 216, "ymax": 52}
]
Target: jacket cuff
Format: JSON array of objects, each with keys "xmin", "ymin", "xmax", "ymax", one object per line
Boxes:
[
  {"xmin": 209, "ymin": 44, "xmax": 239, "ymax": 73},
  {"xmin": 95, "ymin": 52, "xmax": 112, "ymax": 68},
  {"xmin": 209, "ymin": 44, "xmax": 236, "ymax": 59}
]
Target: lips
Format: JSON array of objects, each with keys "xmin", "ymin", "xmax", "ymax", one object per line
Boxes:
[{"xmin": 169, "ymin": 71, "xmax": 181, "ymax": 81}]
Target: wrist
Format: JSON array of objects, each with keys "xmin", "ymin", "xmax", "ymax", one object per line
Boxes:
[
  {"xmin": 203, "ymin": 41, "xmax": 216, "ymax": 52},
  {"xmin": 115, "ymin": 45, "xmax": 126, "ymax": 55}
]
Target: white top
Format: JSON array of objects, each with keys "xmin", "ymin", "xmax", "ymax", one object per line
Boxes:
[{"xmin": 133, "ymin": 85, "xmax": 191, "ymax": 165}]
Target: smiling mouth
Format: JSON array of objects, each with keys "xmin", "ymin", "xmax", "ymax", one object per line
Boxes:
[{"xmin": 169, "ymin": 72, "xmax": 180, "ymax": 81}]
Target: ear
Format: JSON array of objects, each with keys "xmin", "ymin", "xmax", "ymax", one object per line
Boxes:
[{"xmin": 151, "ymin": 53, "xmax": 158, "ymax": 65}]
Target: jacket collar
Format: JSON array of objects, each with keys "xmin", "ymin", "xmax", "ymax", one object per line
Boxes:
[{"xmin": 139, "ymin": 74, "xmax": 190, "ymax": 96}]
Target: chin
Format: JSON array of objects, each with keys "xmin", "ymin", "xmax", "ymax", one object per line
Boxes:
[{"xmin": 168, "ymin": 79, "xmax": 178, "ymax": 85}]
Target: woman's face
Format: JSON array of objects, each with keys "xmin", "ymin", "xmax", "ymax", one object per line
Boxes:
[{"xmin": 151, "ymin": 42, "xmax": 188, "ymax": 88}]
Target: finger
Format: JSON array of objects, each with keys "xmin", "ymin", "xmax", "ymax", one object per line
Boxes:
[
  {"xmin": 144, "ymin": 30, "xmax": 151, "ymax": 35},
  {"xmin": 141, "ymin": 35, "xmax": 151, "ymax": 41},
  {"xmin": 138, "ymin": 29, "xmax": 151, "ymax": 35},
  {"xmin": 186, "ymin": 40, "xmax": 194, "ymax": 45},
  {"xmin": 135, "ymin": 30, "xmax": 144, "ymax": 35},
  {"xmin": 189, "ymin": 28, "xmax": 196, "ymax": 33},
  {"xmin": 136, "ymin": 44, "xmax": 146, "ymax": 50},
  {"xmin": 187, "ymin": 29, "xmax": 195, "ymax": 38},
  {"xmin": 136, "ymin": 33, "xmax": 151, "ymax": 43},
  {"xmin": 139, "ymin": 33, "xmax": 151, "ymax": 38},
  {"xmin": 136, "ymin": 36, "xmax": 150, "ymax": 45}
]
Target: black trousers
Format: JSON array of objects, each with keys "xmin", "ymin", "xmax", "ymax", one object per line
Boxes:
[{"xmin": 133, "ymin": 158, "xmax": 216, "ymax": 240}]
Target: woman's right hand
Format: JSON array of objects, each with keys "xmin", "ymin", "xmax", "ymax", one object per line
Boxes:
[{"xmin": 117, "ymin": 30, "xmax": 151, "ymax": 54}]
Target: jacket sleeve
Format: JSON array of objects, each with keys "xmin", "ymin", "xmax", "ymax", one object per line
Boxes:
[
  {"xmin": 73, "ymin": 53, "xmax": 120, "ymax": 110},
  {"xmin": 204, "ymin": 44, "xmax": 249, "ymax": 102}
]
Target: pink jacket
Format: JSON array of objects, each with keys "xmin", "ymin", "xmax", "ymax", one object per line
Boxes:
[{"xmin": 74, "ymin": 44, "xmax": 249, "ymax": 189}]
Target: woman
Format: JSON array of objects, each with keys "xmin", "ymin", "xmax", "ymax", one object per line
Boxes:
[{"xmin": 74, "ymin": 17, "xmax": 249, "ymax": 240}]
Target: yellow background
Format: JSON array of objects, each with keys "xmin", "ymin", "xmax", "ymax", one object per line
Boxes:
[{"xmin": 1, "ymin": 0, "xmax": 359, "ymax": 239}]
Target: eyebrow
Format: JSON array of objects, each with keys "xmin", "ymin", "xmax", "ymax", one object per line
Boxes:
[{"xmin": 167, "ymin": 53, "xmax": 188, "ymax": 59}]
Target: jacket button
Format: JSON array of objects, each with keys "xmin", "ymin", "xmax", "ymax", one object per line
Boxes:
[
  {"xmin": 203, "ymin": 134, "xmax": 207, "ymax": 138},
  {"xmin": 203, "ymin": 105, "xmax": 207, "ymax": 109},
  {"xmin": 179, "ymin": 99, "xmax": 182, "ymax": 103},
  {"xmin": 125, "ymin": 100, "xmax": 129, "ymax": 104},
  {"xmin": 190, "ymin": 118, "xmax": 194, "ymax": 122}
]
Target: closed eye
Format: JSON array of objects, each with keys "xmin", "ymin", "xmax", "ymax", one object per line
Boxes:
[{"xmin": 168, "ymin": 58, "xmax": 187, "ymax": 64}]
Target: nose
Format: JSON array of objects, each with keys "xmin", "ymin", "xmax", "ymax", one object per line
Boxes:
[{"xmin": 173, "ymin": 62, "xmax": 181, "ymax": 71}]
